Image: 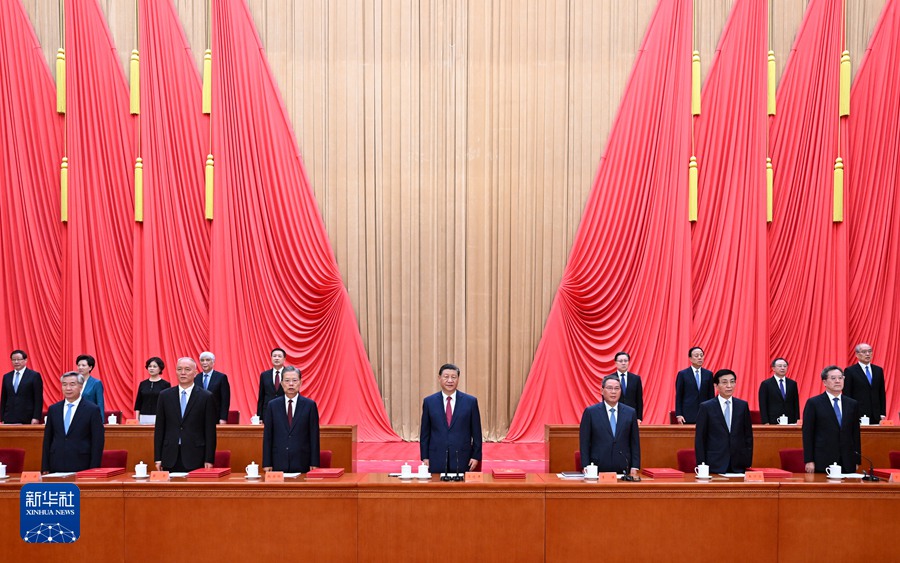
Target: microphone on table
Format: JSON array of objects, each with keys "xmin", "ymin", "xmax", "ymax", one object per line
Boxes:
[
  {"xmin": 453, "ymin": 449, "xmax": 464, "ymax": 481},
  {"xmin": 856, "ymin": 451, "xmax": 880, "ymax": 482},
  {"xmin": 441, "ymin": 448, "xmax": 452, "ymax": 481},
  {"xmin": 619, "ymin": 450, "xmax": 640, "ymax": 482}
]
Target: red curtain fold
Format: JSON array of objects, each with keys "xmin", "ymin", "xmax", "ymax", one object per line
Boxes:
[
  {"xmin": 0, "ymin": 0, "xmax": 65, "ymax": 405},
  {"xmin": 847, "ymin": 0, "xmax": 900, "ymax": 418},
  {"xmin": 209, "ymin": 0, "xmax": 398, "ymax": 440},
  {"xmin": 61, "ymin": 0, "xmax": 136, "ymax": 411},
  {"xmin": 132, "ymin": 0, "xmax": 211, "ymax": 398},
  {"xmin": 768, "ymin": 0, "xmax": 848, "ymax": 402},
  {"xmin": 691, "ymin": 0, "xmax": 768, "ymax": 404},
  {"xmin": 506, "ymin": 0, "xmax": 693, "ymax": 440}
]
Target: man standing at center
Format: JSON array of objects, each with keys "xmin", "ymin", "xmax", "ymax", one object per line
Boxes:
[
  {"xmin": 695, "ymin": 369, "xmax": 754, "ymax": 474},
  {"xmin": 196, "ymin": 351, "xmax": 230, "ymax": 424},
  {"xmin": 262, "ymin": 366, "xmax": 319, "ymax": 473},
  {"xmin": 155, "ymin": 357, "xmax": 218, "ymax": 472},
  {"xmin": 420, "ymin": 363, "xmax": 482, "ymax": 474},
  {"xmin": 675, "ymin": 347, "xmax": 714, "ymax": 424},
  {"xmin": 579, "ymin": 374, "xmax": 641, "ymax": 476}
]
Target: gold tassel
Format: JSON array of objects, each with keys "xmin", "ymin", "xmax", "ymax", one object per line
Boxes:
[
  {"xmin": 205, "ymin": 154, "xmax": 214, "ymax": 219},
  {"xmin": 839, "ymin": 51, "xmax": 850, "ymax": 116},
  {"xmin": 766, "ymin": 157, "xmax": 773, "ymax": 223},
  {"xmin": 691, "ymin": 51, "xmax": 701, "ymax": 116},
  {"xmin": 202, "ymin": 49, "xmax": 212, "ymax": 114},
  {"xmin": 689, "ymin": 156, "xmax": 698, "ymax": 221},
  {"xmin": 833, "ymin": 157, "xmax": 844, "ymax": 222},
  {"xmin": 60, "ymin": 157, "xmax": 69, "ymax": 222},
  {"xmin": 767, "ymin": 51, "xmax": 776, "ymax": 116},
  {"xmin": 56, "ymin": 48, "xmax": 66, "ymax": 114},
  {"xmin": 134, "ymin": 157, "xmax": 144, "ymax": 222},
  {"xmin": 130, "ymin": 50, "xmax": 140, "ymax": 115}
]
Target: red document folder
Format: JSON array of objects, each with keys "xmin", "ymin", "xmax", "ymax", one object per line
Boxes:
[
  {"xmin": 872, "ymin": 468, "xmax": 900, "ymax": 480},
  {"xmin": 491, "ymin": 468, "xmax": 526, "ymax": 479},
  {"xmin": 641, "ymin": 468, "xmax": 685, "ymax": 478},
  {"xmin": 306, "ymin": 468, "xmax": 345, "ymax": 478},
  {"xmin": 76, "ymin": 467, "xmax": 125, "ymax": 478},
  {"xmin": 187, "ymin": 467, "xmax": 232, "ymax": 479}
]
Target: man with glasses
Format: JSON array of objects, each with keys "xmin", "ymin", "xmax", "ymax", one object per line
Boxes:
[
  {"xmin": 802, "ymin": 366, "xmax": 861, "ymax": 474},
  {"xmin": 579, "ymin": 374, "xmax": 641, "ymax": 476},
  {"xmin": 843, "ymin": 343, "xmax": 886, "ymax": 422},
  {"xmin": 420, "ymin": 363, "xmax": 482, "ymax": 474}
]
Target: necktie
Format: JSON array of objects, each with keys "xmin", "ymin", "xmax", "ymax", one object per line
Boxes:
[
  {"xmin": 620, "ymin": 374, "xmax": 627, "ymax": 396},
  {"xmin": 445, "ymin": 396, "xmax": 452, "ymax": 426},
  {"xmin": 287, "ymin": 398, "xmax": 294, "ymax": 426},
  {"xmin": 865, "ymin": 365, "xmax": 872, "ymax": 385},
  {"xmin": 64, "ymin": 403, "xmax": 74, "ymax": 434},
  {"xmin": 274, "ymin": 370, "xmax": 281, "ymax": 390},
  {"xmin": 833, "ymin": 397, "xmax": 842, "ymax": 426},
  {"xmin": 724, "ymin": 400, "xmax": 731, "ymax": 432},
  {"xmin": 779, "ymin": 378, "xmax": 786, "ymax": 399},
  {"xmin": 181, "ymin": 390, "xmax": 187, "ymax": 416},
  {"xmin": 609, "ymin": 408, "xmax": 617, "ymax": 435},
  {"xmin": 203, "ymin": 374, "xmax": 210, "ymax": 389},
  {"xmin": 13, "ymin": 372, "xmax": 21, "ymax": 393},
  {"xmin": 695, "ymin": 369, "xmax": 701, "ymax": 390}
]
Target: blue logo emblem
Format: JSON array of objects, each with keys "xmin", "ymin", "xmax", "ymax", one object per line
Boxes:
[{"xmin": 20, "ymin": 483, "xmax": 80, "ymax": 543}]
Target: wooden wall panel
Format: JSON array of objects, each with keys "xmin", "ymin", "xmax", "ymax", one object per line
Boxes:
[{"xmin": 21, "ymin": 0, "xmax": 888, "ymax": 439}]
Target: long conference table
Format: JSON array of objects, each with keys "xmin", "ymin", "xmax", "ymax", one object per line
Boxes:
[{"xmin": 1, "ymin": 472, "xmax": 899, "ymax": 562}]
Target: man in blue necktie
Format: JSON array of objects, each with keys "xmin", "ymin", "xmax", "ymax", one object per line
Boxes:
[
  {"xmin": 579, "ymin": 374, "xmax": 641, "ymax": 476},
  {"xmin": 155, "ymin": 358, "xmax": 218, "ymax": 472},
  {"xmin": 674, "ymin": 347, "xmax": 714, "ymax": 424},
  {"xmin": 41, "ymin": 372, "xmax": 104, "ymax": 473},
  {"xmin": 1, "ymin": 349, "xmax": 44, "ymax": 425},
  {"xmin": 843, "ymin": 343, "xmax": 887, "ymax": 423},
  {"xmin": 802, "ymin": 366, "xmax": 861, "ymax": 474},
  {"xmin": 196, "ymin": 351, "xmax": 231, "ymax": 424},
  {"xmin": 695, "ymin": 370, "xmax": 753, "ymax": 474}
]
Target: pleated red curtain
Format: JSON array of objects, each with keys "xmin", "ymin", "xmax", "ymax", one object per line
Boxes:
[
  {"xmin": 767, "ymin": 0, "xmax": 847, "ymax": 403},
  {"xmin": 209, "ymin": 0, "xmax": 398, "ymax": 440},
  {"xmin": 691, "ymin": 0, "xmax": 768, "ymax": 404},
  {"xmin": 133, "ymin": 0, "xmax": 211, "ymax": 388},
  {"xmin": 61, "ymin": 0, "xmax": 136, "ymax": 410},
  {"xmin": 0, "ymin": 0, "xmax": 65, "ymax": 404},
  {"xmin": 847, "ymin": 0, "xmax": 900, "ymax": 418},
  {"xmin": 506, "ymin": 0, "xmax": 693, "ymax": 440}
]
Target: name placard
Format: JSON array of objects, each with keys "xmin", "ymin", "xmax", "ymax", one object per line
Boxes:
[
  {"xmin": 265, "ymin": 471, "xmax": 284, "ymax": 483},
  {"xmin": 464, "ymin": 472, "xmax": 483, "ymax": 483},
  {"xmin": 149, "ymin": 471, "xmax": 169, "ymax": 482},
  {"xmin": 20, "ymin": 472, "xmax": 41, "ymax": 484},
  {"xmin": 744, "ymin": 471, "xmax": 765, "ymax": 482},
  {"xmin": 598, "ymin": 472, "xmax": 618, "ymax": 483},
  {"xmin": 880, "ymin": 419, "xmax": 895, "ymax": 426}
]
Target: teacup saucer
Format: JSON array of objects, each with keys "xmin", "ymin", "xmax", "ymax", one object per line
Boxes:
[
  {"xmin": 132, "ymin": 474, "xmax": 150, "ymax": 479},
  {"xmin": 244, "ymin": 475, "xmax": 261, "ymax": 480},
  {"xmin": 695, "ymin": 475, "xmax": 712, "ymax": 480}
]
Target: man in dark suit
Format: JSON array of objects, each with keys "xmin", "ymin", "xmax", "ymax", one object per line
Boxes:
[
  {"xmin": 1, "ymin": 349, "xmax": 44, "ymax": 424},
  {"xmin": 257, "ymin": 347, "xmax": 287, "ymax": 417},
  {"xmin": 41, "ymin": 372, "xmax": 104, "ymax": 473},
  {"xmin": 155, "ymin": 357, "xmax": 218, "ymax": 472},
  {"xmin": 262, "ymin": 366, "xmax": 319, "ymax": 472},
  {"xmin": 420, "ymin": 363, "xmax": 482, "ymax": 474},
  {"xmin": 695, "ymin": 369, "xmax": 754, "ymax": 474},
  {"xmin": 675, "ymin": 346, "xmax": 714, "ymax": 424},
  {"xmin": 758, "ymin": 357, "xmax": 801, "ymax": 424},
  {"xmin": 579, "ymin": 374, "xmax": 641, "ymax": 475},
  {"xmin": 196, "ymin": 351, "xmax": 230, "ymax": 424},
  {"xmin": 843, "ymin": 343, "xmax": 886, "ymax": 422},
  {"xmin": 802, "ymin": 365, "xmax": 861, "ymax": 474},
  {"xmin": 613, "ymin": 351, "xmax": 643, "ymax": 423}
]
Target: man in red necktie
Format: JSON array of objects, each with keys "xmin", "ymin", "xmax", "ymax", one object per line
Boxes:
[
  {"xmin": 420, "ymin": 363, "xmax": 483, "ymax": 474},
  {"xmin": 262, "ymin": 366, "xmax": 320, "ymax": 473}
]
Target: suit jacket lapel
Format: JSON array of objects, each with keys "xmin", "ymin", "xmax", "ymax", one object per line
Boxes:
[
  {"xmin": 713, "ymin": 400, "xmax": 729, "ymax": 432},
  {"xmin": 182, "ymin": 389, "xmax": 199, "ymax": 420},
  {"xmin": 597, "ymin": 404, "xmax": 614, "ymax": 437}
]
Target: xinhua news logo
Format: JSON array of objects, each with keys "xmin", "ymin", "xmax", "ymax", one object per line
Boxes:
[{"xmin": 20, "ymin": 483, "xmax": 80, "ymax": 543}]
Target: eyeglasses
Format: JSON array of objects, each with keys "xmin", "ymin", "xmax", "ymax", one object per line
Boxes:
[{"xmin": 440, "ymin": 375, "xmax": 459, "ymax": 381}]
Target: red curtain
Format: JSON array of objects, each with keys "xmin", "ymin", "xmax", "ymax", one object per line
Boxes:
[
  {"xmin": 0, "ymin": 0, "xmax": 65, "ymax": 404},
  {"xmin": 61, "ymin": 0, "xmax": 136, "ymax": 411},
  {"xmin": 133, "ymin": 0, "xmax": 211, "ymax": 390},
  {"xmin": 847, "ymin": 0, "xmax": 900, "ymax": 418},
  {"xmin": 691, "ymin": 0, "xmax": 768, "ymax": 405},
  {"xmin": 767, "ymin": 0, "xmax": 847, "ymax": 403},
  {"xmin": 506, "ymin": 0, "xmax": 693, "ymax": 440},
  {"xmin": 209, "ymin": 0, "xmax": 398, "ymax": 440}
]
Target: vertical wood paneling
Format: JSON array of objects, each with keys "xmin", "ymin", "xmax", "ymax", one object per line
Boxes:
[{"xmin": 20, "ymin": 0, "xmax": 889, "ymax": 439}]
